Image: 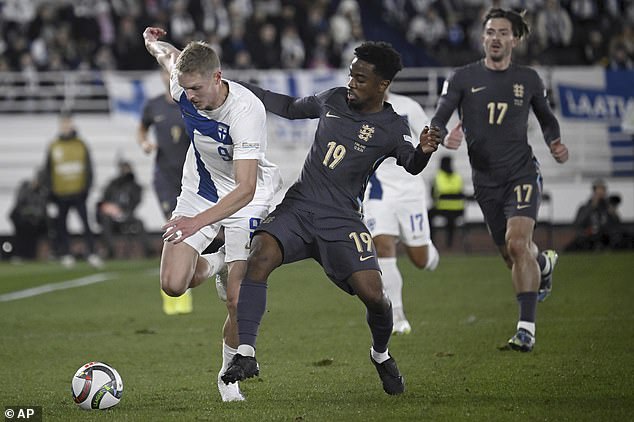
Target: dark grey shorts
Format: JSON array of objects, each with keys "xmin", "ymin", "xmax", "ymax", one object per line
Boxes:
[
  {"xmin": 255, "ymin": 200, "xmax": 380, "ymax": 294},
  {"xmin": 474, "ymin": 172, "xmax": 543, "ymax": 246}
]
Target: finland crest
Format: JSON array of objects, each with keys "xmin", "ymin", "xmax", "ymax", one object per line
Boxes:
[{"xmin": 217, "ymin": 123, "xmax": 229, "ymax": 142}]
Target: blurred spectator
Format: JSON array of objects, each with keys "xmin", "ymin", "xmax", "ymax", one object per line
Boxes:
[
  {"xmin": 97, "ymin": 160, "xmax": 152, "ymax": 259},
  {"xmin": 169, "ymin": 0, "xmax": 196, "ymax": 44},
  {"xmin": 565, "ymin": 179, "xmax": 631, "ymax": 251},
  {"xmin": 280, "ymin": 24, "xmax": 306, "ymax": 68},
  {"xmin": 9, "ymin": 169, "xmax": 49, "ymax": 261},
  {"xmin": 44, "ymin": 110, "xmax": 102, "ymax": 268},
  {"xmin": 249, "ymin": 22, "xmax": 280, "ymax": 69},
  {"xmin": 535, "ymin": 0, "xmax": 574, "ymax": 64},
  {"xmin": 0, "ymin": 0, "xmax": 632, "ymax": 70}
]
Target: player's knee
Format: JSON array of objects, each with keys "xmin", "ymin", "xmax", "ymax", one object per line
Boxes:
[
  {"xmin": 506, "ymin": 237, "xmax": 530, "ymax": 260},
  {"xmin": 160, "ymin": 270, "xmax": 188, "ymax": 297}
]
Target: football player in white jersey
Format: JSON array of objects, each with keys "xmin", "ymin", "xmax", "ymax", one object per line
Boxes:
[
  {"xmin": 143, "ymin": 27, "xmax": 282, "ymax": 402},
  {"xmin": 363, "ymin": 91, "xmax": 458, "ymax": 334}
]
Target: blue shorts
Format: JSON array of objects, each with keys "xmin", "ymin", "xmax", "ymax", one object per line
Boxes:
[
  {"xmin": 256, "ymin": 199, "xmax": 380, "ymax": 295},
  {"xmin": 474, "ymin": 172, "xmax": 543, "ymax": 246}
]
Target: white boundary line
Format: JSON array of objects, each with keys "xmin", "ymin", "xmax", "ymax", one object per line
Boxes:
[{"xmin": 0, "ymin": 273, "xmax": 118, "ymax": 302}]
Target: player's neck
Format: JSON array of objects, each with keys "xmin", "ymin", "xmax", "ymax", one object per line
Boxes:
[
  {"xmin": 484, "ymin": 57, "xmax": 511, "ymax": 71},
  {"xmin": 210, "ymin": 80, "xmax": 229, "ymax": 110}
]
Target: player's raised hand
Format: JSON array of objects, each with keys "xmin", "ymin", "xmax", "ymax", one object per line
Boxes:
[
  {"xmin": 418, "ymin": 126, "xmax": 442, "ymax": 154},
  {"xmin": 550, "ymin": 138, "xmax": 569, "ymax": 163},
  {"xmin": 143, "ymin": 27, "xmax": 167, "ymax": 43},
  {"xmin": 443, "ymin": 121, "xmax": 463, "ymax": 150}
]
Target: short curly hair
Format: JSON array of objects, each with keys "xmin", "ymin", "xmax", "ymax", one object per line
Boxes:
[{"xmin": 353, "ymin": 41, "xmax": 403, "ymax": 81}]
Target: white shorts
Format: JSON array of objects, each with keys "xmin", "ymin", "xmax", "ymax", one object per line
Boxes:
[
  {"xmin": 363, "ymin": 198, "xmax": 431, "ymax": 247},
  {"xmin": 172, "ymin": 190, "xmax": 270, "ymax": 262}
]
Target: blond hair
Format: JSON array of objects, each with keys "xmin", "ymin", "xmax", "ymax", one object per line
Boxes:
[{"xmin": 175, "ymin": 41, "xmax": 220, "ymax": 76}]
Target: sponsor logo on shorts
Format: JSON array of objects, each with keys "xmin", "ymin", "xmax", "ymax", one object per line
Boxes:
[
  {"xmin": 359, "ymin": 255, "xmax": 374, "ymax": 261},
  {"xmin": 516, "ymin": 204, "xmax": 531, "ymax": 210}
]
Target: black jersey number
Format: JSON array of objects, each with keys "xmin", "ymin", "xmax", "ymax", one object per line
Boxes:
[
  {"xmin": 487, "ymin": 102, "xmax": 508, "ymax": 125},
  {"xmin": 323, "ymin": 141, "xmax": 346, "ymax": 169}
]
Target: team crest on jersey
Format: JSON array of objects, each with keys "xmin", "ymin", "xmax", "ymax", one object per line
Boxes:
[
  {"xmin": 217, "ymin": 123, "xmax": 229, "ymax": 141},
  {"xmin": 513, "ymin": 83, "xmax": 524, "ymax": 106},
  {"xmin": 358, "ymin": 124, "xmax": 375, "ymax": 142}
]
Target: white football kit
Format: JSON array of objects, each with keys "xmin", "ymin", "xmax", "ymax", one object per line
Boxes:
[
  {"xmin": 363, "ymin": 92, "xmax": 432, "ymax": 247},
  {"xmin": 170, "ymin": 76, "xmax": 282, "ymax": 260}
]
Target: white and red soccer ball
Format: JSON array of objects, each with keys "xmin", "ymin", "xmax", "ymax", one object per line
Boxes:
[{"xmin": 71, "ymin": 361, "xmax": 123, "ymax": 410}]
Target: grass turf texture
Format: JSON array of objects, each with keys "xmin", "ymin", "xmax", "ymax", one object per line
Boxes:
[{"xmin": 0, "ymin": 253, "xmax": 632, "ymax": 421}]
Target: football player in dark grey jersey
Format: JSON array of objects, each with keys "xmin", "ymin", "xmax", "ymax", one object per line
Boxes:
[
  {"xmin": 431, "ymin": 8, "xmax": 569, "ymax": 352},
  {"xmin": 221, "ymin": 42, "xmax": 442, "ymax": 395}
]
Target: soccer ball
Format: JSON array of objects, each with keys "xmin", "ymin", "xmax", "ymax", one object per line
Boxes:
[{"xmin": 71, "ymin": 362, "xmax": 123, "ymax": 410}]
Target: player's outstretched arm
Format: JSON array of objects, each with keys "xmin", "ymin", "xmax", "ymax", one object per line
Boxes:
[
  {"xmin": 549, "ymin": 138, "xmax": 569, "ymax": 163},
  {"xmin": 143, "ymin": 27, "xmax": 180, "ymax": 73},
  {"xmin": 443, "ymin": 121, "xmax": 463, "ymax": 150}
]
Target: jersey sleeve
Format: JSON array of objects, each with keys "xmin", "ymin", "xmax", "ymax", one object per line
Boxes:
[
  {"xmin": 431, "ymin": 71, "xmax": 462, "ymax": 139},
  {"xmin": 529, "ymin": 71, "xmax": 561, "ymax": 146},
  {"xmin": 238, "ymin": 81, "xmax": 322, "ymax": 119}
]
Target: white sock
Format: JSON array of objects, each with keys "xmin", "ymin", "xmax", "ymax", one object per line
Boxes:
[
  {"xmin": 371, "ymin": 347, "xmax": 390, "ymax": 364},
  {"xmin": 237, "ymin": 344, "xmax": 255, "ymax": 357},
  {"xmin": 221, "ymin": 342, "xmax": 238, "ymax": 373},
  {"xmin": 425, "ymin": 243, "xmax": 440, "ymax": 271},
  {"xmin": 202, "ymin": 248, "xmax": 226, "ymax": 278},
  {"xmin": 378, "ymin": 257, "xmax": 403, "ymax": 316},
  {"xmin": 517, "ymin": 321, "xmax": 536, "ymax": 336}
]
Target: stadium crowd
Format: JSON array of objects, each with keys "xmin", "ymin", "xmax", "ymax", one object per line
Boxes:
[{"xmin": 0, "ymin": 0, "xmax": 633, "ymax": 72}]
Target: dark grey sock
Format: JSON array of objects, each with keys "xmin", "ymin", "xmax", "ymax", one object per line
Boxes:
[
  {"xmin": 517, "ymin": 292, "xmax": 538, "ymax": 323},
  {"xmin": 237, "ymin": 278, "xmax": 268, "ymax": 348},
  {"xmin": 367, "ymin": 303, "xmax": 393, "ymax": 353}
]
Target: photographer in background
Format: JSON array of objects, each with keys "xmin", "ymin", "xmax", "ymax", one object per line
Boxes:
[{"xmin": 566, "ymin": 179, "xmax": 628, "ymax": 251}]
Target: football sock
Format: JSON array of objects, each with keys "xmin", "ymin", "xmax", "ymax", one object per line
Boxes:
[
  {"xmin": 537, "ymin": 252, "xmax": 549, "ymax": 275},
  {"xmin": 237, "ymin": 278, "xmax": 267, "ymax": 349},
  {"xmin": 371, "ymin": 347, "xmax": 390, "ymax": 364},
  {"xmin": 222, "ymin": 342, "xmax": 237, "ymax": 372},
  {"xmin": 378, "ymin": 257, "xmax": 403, "ymax": 319},
  {"xmin": 517, "ymin": 321, "xmax": 536, "ymax": 336},
  {"xmin": 516, "ymin": 292, "xmax": 538, "ymax": 335},
  {"xmin": 367, "ymin": 303, "xmax": 393, "ymax": 354},
  {"xmin": 424, "ymin": 243, "xmax": 440, "ymax": 271},
  {"xmin": 202, "ymin": 248, "xmax": 226, "ymax": 278},
  {"xmin": 237, "ymin": 345, "xmax": 255, "ymax": 357}
]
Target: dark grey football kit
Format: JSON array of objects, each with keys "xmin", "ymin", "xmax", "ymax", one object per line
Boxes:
[
  {"xmin": 431, "ymin": 61, "xmax": 561, "ymax": 245},
  {"xmin": 241, "ymin": 83, "xmax": 432, "ymax": 293}
]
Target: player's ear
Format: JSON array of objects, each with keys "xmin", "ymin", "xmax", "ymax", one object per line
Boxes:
[{"xmin": 379, "ymin": 79, "xmax": 390, "ymax": 93}]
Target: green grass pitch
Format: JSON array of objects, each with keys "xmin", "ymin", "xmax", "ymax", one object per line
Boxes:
[{"xmin": 1, "ymin": 252, "xmax": 633, "ymax": 421}]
